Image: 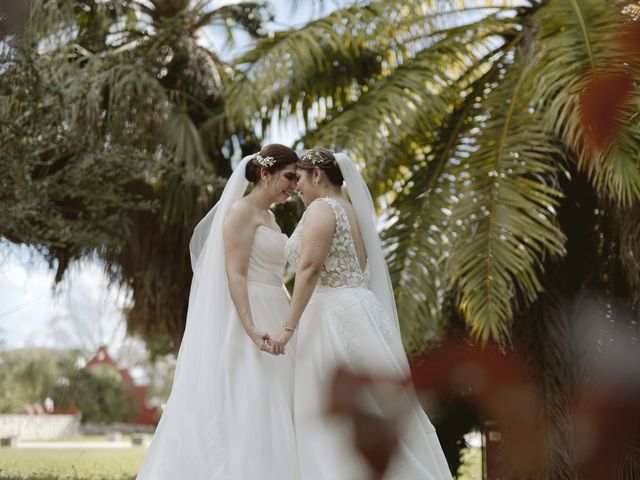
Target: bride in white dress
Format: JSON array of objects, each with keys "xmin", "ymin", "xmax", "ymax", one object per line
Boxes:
[
  {"xmin": 137, "ymin": 144, "xmax": 300, "ymax": 479},
  {"xmin": 271, "ymin": 148, "xmax": 453, "ymax": 480}
]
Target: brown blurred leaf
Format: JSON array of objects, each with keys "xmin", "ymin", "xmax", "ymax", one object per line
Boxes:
[
  {"xmin": 328, "ymin": 367, "xmax": 411, "ymax": 479},
  {"xmin": 411, "ymin": 339, "xmax": 546, "ymax": 477},
  {"xmin": 579, "ymin": 72, "xmax": 634, "ymax": 151}
]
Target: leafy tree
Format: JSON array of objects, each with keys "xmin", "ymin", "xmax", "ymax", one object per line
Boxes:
[
  {"xmin": 227, "ymin": 0, "xmax": 640, "ymax": 348},
  {"xmin": 0, "ymin": 0, "xmax": 276, "ymax": 352},
  {"xmin": 0, "ymin": 348, "xmax": 80, "ymax": 412},
  {"xmin": 53, "ymin": 364, "xmax": 138, "ymax": 424}
]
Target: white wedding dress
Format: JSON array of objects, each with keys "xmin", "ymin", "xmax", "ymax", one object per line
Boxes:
[
  {"xmin": 137, "ymin": 156, "xmax": 299, "ymax": 479},
  {"xmin": 285, "ymin": 196, "xmax": 452, "ymax": 480}
]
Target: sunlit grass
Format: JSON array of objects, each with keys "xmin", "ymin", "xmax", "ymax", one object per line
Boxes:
[
  {"xmin": 0, "ymin": 448, "xmax": 145, "ymax": 479},
  {"xmin": 0, "ymin": 444, "xmax": 481, "ymax": 479}
]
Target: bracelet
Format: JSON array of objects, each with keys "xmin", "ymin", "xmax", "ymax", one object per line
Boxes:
[{"xmin": 283, "ymin": 324, "xmax": 296, "ymax": 332}]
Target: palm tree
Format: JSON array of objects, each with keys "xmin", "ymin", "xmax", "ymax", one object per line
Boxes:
[
  {"xmin": 1, "ymin": 0, "xmax": 274, "ymax": 352},
  {"xmin": 228, "ymin": 0, "xmax": 640, "ymax": 347},
  {"xmin": 226, "ymin": 0, "xmax": 640, "ymax": 476}
]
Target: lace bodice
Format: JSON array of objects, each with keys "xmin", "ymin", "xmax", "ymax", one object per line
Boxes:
[{"xmin": 285, "ymin": 197, "xmax": 368, "ymax": 289}]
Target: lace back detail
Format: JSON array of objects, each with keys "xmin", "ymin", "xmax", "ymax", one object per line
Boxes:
[{"xmin": 285, "ymin": 197, "xmax": 368, "ymax": 289}]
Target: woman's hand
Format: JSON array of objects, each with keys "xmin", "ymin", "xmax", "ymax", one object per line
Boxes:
[
  {"xmin": 248, "ymin": 327, "xmax": 272, "ymax": 352},
  {"xmin": 270, "ymin": 326, "xmax": 294, "ymax": 355}
]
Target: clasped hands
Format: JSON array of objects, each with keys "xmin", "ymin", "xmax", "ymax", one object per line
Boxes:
[{"xmin": 248, "ymin": 325, "xmax": 294, "ymax": 356}]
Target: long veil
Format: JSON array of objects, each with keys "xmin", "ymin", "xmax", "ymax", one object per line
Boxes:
[
  {"xmin": 137, "ymin": 156, "xmax": 251, "ymax": 479},
  {"xmin": 335, "ymin": 153, "xmax": 400, "ymax": 337},
  {"xmin": 336, "ymin": 154, "xmax": 454, "ymax": 480}
]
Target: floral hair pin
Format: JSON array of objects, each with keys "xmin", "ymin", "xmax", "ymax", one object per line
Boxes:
[
  {"xmin": 302, "ymin": 150, "xmax": 326, "ymax": 165},
  {"xmin": 254, "ymin": 153, "xmax": 275, "ymax": 168}
]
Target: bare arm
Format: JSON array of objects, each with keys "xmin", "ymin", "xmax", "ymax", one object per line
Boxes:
[
  {"xmin": 223, "ymin": 202, "xmax": 271, "ymax": 351},
  {"xmin": 270, "ymin": 201, "xmax": 335, "ymax": 354}
]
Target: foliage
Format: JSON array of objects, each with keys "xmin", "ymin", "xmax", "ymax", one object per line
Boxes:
[
  {"xmin": 0, "ymin": 347, "xmax": 140, "ymax": 424},
  {"xmin": 0, "ymin": 348, "xmax": 79, "ymax": 413},
  {"xmin": 0, "ymin": 0, "xmax": 273, "ymax": 352},
  {"xmin": 227, "ymin": 0, "xmax": 640, "ymax": 350},
  {"xmin": 53, "ymin": 364, "xmax": 138, "ymax": 424}
]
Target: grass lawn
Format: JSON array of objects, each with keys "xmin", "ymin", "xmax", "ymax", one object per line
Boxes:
[
  {"xmin": 0, "ymin": 448, "xmax": 145, "ymax": 480},
  {"xmin": 0, "ymin": 445, "xmax": 481, "ymax": 479}
]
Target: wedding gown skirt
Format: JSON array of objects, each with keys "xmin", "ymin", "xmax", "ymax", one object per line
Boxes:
[
  {"xmin": 137, "ymin": 226, "xmax": 299, "ymax": 479},
  {"xmin": 294, "ymin": 286, "xmax": 452, "ymax": 480},
  {"xmin": 286, "ymin": 197, "xmax": 451, "ymax": 480}
]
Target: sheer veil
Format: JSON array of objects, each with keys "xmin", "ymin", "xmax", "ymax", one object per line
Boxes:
[
  {"xmin": 137, "ymin": 155, "xmax": 251, "ymax": 479},
  {"xmin": 335, "ymin": 153, "xmax": 400, "ymax": 338},
  {"xmin": 336, "ymin": 155, "xmax": 453, "ymax": 480}
]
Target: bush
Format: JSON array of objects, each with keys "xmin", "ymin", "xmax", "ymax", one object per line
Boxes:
[{"xmin": 53, "ymin": 365, "xmax": 137, "ymax": 424}]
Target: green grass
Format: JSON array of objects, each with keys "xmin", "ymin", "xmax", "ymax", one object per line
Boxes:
[
  {"xmin": 0, "ymin": 448, "xmax": 145, "ymax": 480},
  {"xmin": 0, "ymin": 445, "xmax": 481, "ymax": 479}
]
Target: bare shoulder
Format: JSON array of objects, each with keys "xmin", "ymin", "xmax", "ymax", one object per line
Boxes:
[{"xmin": 225, "ymin": 199, "xmax": 256, "ymax": 229}]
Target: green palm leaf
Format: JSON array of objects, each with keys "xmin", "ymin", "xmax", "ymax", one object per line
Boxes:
[
  {"xmin": 302, "ymin": 14, "xmax": 514, "ymax": 200},
  {"xmin": 226, "ymin": 1, "xmax": 512, "ymax": 130},
  {"xmin": 226, "ymin": 1, "xmax": 390, "ymax": 129},
  {"xmin": 165, "ymin": 111, "xmax": 210, "ymax": 171},
  {"xmin": 448, "ymin": 54, "xmax": 567, "ymax": 344},
  {"xmin": 531, "ymin": 0, "xmax": 640, "ymax": 207},
  {"xmin": 383, "ymin": 60, "xmax": 507, "ymax": 352},
  {"xmin": 309, "ymin": 17, "xmax": 508, "ymax": 144}
]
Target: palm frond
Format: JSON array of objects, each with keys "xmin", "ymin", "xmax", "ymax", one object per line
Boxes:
[
  {"xmin": 225, "ymin": 1, "xmax": 390, "ymax": 129},
  {"xmin": 307, "ymin": 15, "xmax": 505, "ymax": 150},
  {"xmin": 301, "ymin": 14, "xmax": 514, "ymax": 192},
  {"xmin": 203, "ymin": 2, "xmax": 271, "ymax": 38},
  {"xmin": 531, "ymin": 0, "xmax": 640, "ymax": 207},
  {"xmin": 383, "ymin": 60, "xmax": 507, "ymax": 352},
  {"xmin": 165, "ymin": 111, "xmax": 211, "ymax": 171},
  {"xmin": 448, "ymin": 53, "xmax": 567, "ymax": 345},
  {"xmin": 225, "ymin": 0, "xmax": 513, "ymax": 130}
]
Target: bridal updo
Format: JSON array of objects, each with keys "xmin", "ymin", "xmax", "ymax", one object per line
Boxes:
[
  {"xmin": 297, "ymin": 148, "xmax": 344, "ymax": 186},
  {"xmin": 245, "ymin": 143, "xmax": 298, "ymax": 184}
]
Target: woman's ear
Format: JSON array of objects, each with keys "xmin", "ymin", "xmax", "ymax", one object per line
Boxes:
[{"xmin": 260, "ymin": 168, "xmax": 269, "ymax": 182}]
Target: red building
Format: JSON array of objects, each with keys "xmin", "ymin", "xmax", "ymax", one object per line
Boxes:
[{"xmin": 85, "ymin": 346, "xmax": 158, "ymax": 425}]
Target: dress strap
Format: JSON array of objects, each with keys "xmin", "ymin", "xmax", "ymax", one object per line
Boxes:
[{"xmin": 316, "ymin": 197, "xmax": 349, "ymax": 230}]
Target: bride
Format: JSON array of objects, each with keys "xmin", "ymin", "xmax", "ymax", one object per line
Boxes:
[
  {"xmin": 271, "ymin": 148, "xmax": 453, "ymax": 480},
  {"xmin": 137, "ymin": 144, "xmax": 300, "ymax": 479}
]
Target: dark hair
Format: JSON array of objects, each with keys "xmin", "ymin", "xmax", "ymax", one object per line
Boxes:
[
  {"xmin": 297, "ymin": 148, "xmax": 344, "ymax": 186},
  {"xmin": 245, "ymin": 143, "xmax": 298, "ymax": 183}
]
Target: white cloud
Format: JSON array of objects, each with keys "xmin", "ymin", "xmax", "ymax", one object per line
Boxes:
[
  {"xmin": 0, "ymin": 244, "xmax": 132, "ymax": 355},
  {"xmin": 0, "ymin": 246, "xmax": 55, "ymax": 349}
]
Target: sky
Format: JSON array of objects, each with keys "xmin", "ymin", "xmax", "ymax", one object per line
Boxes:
[
  {"xmin": 0, "ymin": 244, "xmax": 132, "ymax": 352},
  {"xmin": 0, "ymin": 0, "xmax": 337, "ymax": 353}
]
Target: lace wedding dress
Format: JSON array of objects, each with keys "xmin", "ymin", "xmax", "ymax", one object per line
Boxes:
[
  {"xmin": 285, "ymin": 196, "xmax": 452, "ymax": 480},
  {"xmin": 137, "ymin": 156, "xmax": 299, "ymax": 479}
]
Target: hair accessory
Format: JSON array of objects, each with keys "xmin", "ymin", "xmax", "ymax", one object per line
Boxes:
[
  {"xmin": 254, "ymin": 153, "xmax": 275, "ymax": 168},
  {"xmin": 301, "ymin": 150, "xmax": 327, "ymax": 165}
]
